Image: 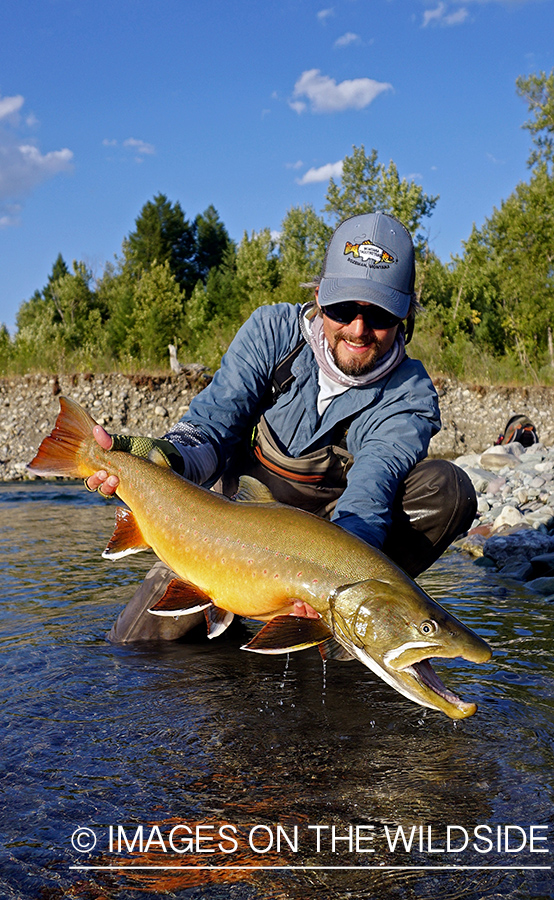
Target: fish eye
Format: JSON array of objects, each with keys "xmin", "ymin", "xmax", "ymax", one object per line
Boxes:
[{"xmin": 419, "ymin": 620, "xmax": 438, "ymax": 636}]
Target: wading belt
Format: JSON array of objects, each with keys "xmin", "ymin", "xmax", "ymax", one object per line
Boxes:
[{"xmin": 249, "ymin": 337, "xmax": 354, "ymax": 512}]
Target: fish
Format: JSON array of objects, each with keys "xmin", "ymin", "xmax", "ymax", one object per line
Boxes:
[
  {"xmin": 28, "ymin": 396, "xmax": 492, "ymax": 720},
  {"xmin": 344, "ymin": 240, "xmax": 395, "ymax": 264}
]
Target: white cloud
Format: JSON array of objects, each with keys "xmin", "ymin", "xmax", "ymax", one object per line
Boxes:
[
  {"xmin": 0, "ymin": 143, "xmax": 73, "ymax": 199},
  {"xmin": 123, "ymin": 137, "xmax": 155, "ymax": 156},
  {"xmin": 0, "ymin": 94, "xmax": 73, "ymax": 224},
  {"xmin": 297, "ymin": 160, "xmax": 344, "ymax": 185},
  {"xmin": 317, "ymin": 7, "xmax": 335, "ymax": 23},
  {"xmin": 335, "ymin": 32, "xmax": 361, "ymax": 48},
  {"xmin": 0, "ymin": 94, "xmax": 24, "ymax": 122},
  {"xmin": 0, "ymin": 203, "xmax": 22, "ymax": 229},
  {"xmin": 422, "ymin": 3, "xmax": 469, "ymax": 25},
  {"xmin": 103, "ymin": 137, "xmax": 156, "ymax": 162},
  {"xmin": 290, "ymin": 69, "xmax": 392, "ymax": 114},
  {"xmin": 285, "ymin": 160, "xmax": 304, "ymax": 170}
]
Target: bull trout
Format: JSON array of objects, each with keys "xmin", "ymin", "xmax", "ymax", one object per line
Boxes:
[{"xmin": 28, "ymin": 396, "xmax": 491, "ymax": 719}]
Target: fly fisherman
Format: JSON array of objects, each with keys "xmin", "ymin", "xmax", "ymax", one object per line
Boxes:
[{"xmin": 86, "ymin": 212, "xmax": 477, "ymax": 642}]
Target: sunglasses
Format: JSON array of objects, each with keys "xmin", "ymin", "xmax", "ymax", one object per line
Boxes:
[{"xmin": 322, "ymin": 301, "xmax": 401, "ymax": 330}]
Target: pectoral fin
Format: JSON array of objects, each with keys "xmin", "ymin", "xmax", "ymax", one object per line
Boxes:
[
  {"xmin": 241, "ymin": 615, "xmax": 332, "ymax": 654},
  {"xmin": 233, "ymin": 476, "xmax": 278, "ymax": 504},
  {"xmin": 318, "ymin": 638, "xmax": 355, "ymax": 662},
  {"xmin": 102, "ymin": 508, "xmax": 150, "ymax": 559},
  {"xmin": 148, "ymin": 579, "xmax": 213, "ymax": 617}
]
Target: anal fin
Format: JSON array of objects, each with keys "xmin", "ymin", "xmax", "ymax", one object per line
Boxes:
[
  {"xmin": 149, "ymin": 578, "xmax": 213, "ymax": 617},
  {"xmin": 241, "ymin": 615, "xmax": 332, "ymax": 655},
  {"xmin": 102, "ymin": 508, "xmax": 150, "ymax": 559}
]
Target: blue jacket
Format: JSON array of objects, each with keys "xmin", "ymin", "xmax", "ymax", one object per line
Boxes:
[{"xmin": 181, "ymin": 302, "xmax": 441, "ymax": 549}]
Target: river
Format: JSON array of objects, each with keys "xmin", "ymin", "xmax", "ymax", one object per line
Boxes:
[{"xmin": 1, "ymin": 483, "xmax": 552, "ymax": 899}]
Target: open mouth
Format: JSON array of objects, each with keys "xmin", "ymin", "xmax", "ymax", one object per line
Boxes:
[{"xmin": 407, "ymin": 659, "xmax": 477, "ymax": 716}]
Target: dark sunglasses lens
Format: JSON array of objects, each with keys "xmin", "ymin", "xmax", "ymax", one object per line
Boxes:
[{"xmin": 324, "ymin": 302, "xmax": 400, "ymax": 329}]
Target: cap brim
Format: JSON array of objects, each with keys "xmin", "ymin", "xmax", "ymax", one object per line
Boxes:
[{"xmin": 318, "ymin": 277, "xmax": 411, "ymax": 319}]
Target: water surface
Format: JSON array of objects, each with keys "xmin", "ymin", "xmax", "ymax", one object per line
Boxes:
[{"xmin": 1, "ymin": 483, "xmax": 552, "ymax": 899}]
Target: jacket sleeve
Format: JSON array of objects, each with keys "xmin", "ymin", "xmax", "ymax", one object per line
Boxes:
[
  {"xmin": 167, "ymin": 304, "xmax": 299, "ymax": 482},
  {"xmin": 331, "ymin": 362, "xmax": 440, "ymax": 549}
]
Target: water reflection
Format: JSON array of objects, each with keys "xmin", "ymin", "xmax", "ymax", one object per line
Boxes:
[{"xmin": 0, "ymin": 484, "xmax": 552, "ymax": 899}]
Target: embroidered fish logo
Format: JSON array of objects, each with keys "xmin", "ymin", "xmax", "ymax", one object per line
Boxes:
[{"xmin": 344, "ymin": 240, "xmax": 395, "ymax": 265}]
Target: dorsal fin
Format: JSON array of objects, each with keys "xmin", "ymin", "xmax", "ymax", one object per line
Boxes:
[
  {"xmin": 233, "ymin": 476, "xmax": 277, "ymax": 504},
  {"xmin": 148, "ymin": 579, "xmax": 213, "ymax": 616},
  {"xmin": 102, "ymin": 508, "xmax": 150, "ymax": 559}
]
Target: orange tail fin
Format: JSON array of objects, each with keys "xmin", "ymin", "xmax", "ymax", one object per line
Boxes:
[{"xmin": 27, "ymin": 396, "xmax": 98, "ymax": 479}]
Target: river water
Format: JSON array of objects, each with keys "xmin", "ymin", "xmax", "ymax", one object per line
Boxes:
[{"xmin": 1, "ymin": 483, "xmax": 553, "ymax": 900}]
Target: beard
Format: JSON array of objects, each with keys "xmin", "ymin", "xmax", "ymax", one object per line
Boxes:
[{"xmin": 328, "ymin": 334, "xmax": 383, "ymax": 377}]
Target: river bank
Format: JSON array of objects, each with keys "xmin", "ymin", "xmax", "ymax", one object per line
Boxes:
[
  {"xmin": 2, "ymin": 371, "xmax": 553, "ymax": 481},
  {"xmin": 2, "ymin": 370, "xmax": 554, "ymax": 479}
]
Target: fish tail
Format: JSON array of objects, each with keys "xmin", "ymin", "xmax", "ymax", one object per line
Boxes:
[{"xmin": 28, "ymin": 396, "xmax": 100, "ymax": 479}]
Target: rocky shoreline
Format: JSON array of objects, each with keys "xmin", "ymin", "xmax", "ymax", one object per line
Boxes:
[{"xmin": 2, "ymin": 371, "xmax": 554, "ymax": 592}]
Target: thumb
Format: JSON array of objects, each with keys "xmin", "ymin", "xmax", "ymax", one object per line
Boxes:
[{"xmin": 92, "ymin": 424, "xmax": 113, "ymax": 450}]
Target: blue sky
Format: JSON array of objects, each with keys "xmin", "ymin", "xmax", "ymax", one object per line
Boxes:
[{"xmin": 1, "ymin": 0, "xmax": 552, "ymax": 333}]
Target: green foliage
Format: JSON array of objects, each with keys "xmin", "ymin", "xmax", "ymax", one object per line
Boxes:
[
  {"xmin": 195, "ymin": 205, "xmax": 234, "ymax": 283},
  {"xmin": 323, "ymin": 145, "xmax": 438, "ymax": 252},
  {"xmin": 273, "ymin": 204, "xmax": 332, "ymax": 306},
  {"xmin": 517, "ymin": 69, "xmax": 554, "ymax": 172},
  {"xmin": 124, "ymin": 193, "xmax": 197, "ymax": 294},
  {"xmin": 0, "ymin": 324, "xmax": 13, "ymax": 371},
  {"xmin": 123, "ymin": 260, "xmax": 185, "ymax": 365}
]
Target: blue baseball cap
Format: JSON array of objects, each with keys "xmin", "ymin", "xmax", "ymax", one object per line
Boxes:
[{"xmin": 318, "ymin": 212, "xmax": 415, "ymax": 319}]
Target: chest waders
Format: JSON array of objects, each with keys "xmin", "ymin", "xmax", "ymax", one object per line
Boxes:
[{"xmin": 106, "ymin": 341, "xmax": 477, "ymax": 642}]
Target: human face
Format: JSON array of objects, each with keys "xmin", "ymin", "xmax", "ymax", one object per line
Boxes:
[{"xmin": 318, "ymin": 298, "xmax": 400, "ymax": 377}]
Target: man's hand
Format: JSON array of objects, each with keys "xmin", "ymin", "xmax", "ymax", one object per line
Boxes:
[
  {"xmin": 85, "ymin": 427, "xmax": 185, "ymax": 497},
  {"xmin": 86, "ymin": 425, "xmax": 119, "ymax": 497}
]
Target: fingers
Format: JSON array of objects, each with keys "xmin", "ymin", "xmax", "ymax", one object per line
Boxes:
[
  {"xmin": 291, "ymin": 600, "xmax": 320, "ymax": 619},
  {"xmin": 87, "ymin": 425, "xmax": 117, "ymax": 495},
  {"xmin": 86, "ymin": 471, "xmax": 119, "ymax": 496}
]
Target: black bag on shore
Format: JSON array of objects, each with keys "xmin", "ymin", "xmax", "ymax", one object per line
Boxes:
[{"xmin": 495, "ymin": 414, "xmax": 539, "ymax": 448}]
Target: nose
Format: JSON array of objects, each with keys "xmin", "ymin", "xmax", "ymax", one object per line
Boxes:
[{"xmin": 348, "ymin": 313, "xmax": 371, "ymax": 337}]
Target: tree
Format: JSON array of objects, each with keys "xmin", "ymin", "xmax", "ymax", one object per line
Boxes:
[
  {"xmin": 323, "ymin": 145, "xmax": 438, "ymax": 251},
  {"xmin": 278, "ymin": 204, "xmax": 332, "ymax": 279},
  {"xmin": 233, "ymin": 228, "xmax": 279, "ymax": 317},
  {"xmin": 123, "ymin": 260, "xmax": 185, "ymax": 365},
  {"xmin": 124, "ymin": 193, "xmax": 197, "ymax": 294},
  {"xmin": 451, "ymin": 165, "xmax": 554, "ymax": 376},
  {"xmin": 194, "ymin": 205, "xmax": 233, "ymax": 283},
  {"xmin": 517, "ymin": 69, "xmax": 554, "ymax": 172}
]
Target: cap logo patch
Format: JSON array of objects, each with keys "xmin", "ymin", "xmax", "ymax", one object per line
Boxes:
[{"xmin": 344, "ymin": 240, "xmax": 396, "ymax": 266}]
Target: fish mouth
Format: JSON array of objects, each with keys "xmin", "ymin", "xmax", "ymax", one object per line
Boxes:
[
  {"xmin": 406, "ymin": 659, "xmax": 477, "ymax": 719},
  {"xmin": 381, "ymin": 635, "xmax": 492, "ymax": 719},
  {"xmin": 341, "ymin": 638, "xmax": 490, "ymax": 720}
]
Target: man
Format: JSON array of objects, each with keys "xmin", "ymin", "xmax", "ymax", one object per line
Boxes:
[{"xmin": 87, "ymin": 212, "xmax": 476, "ymax": 641}]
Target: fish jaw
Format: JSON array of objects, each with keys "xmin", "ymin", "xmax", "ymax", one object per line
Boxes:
[{"xmin": 328, "ymin": 579, "xmax": 492, "ymax": 720}]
